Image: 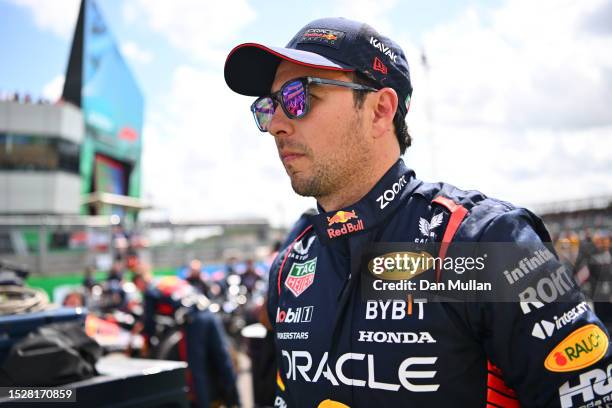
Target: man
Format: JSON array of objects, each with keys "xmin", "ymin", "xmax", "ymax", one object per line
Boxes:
[
  {"xmin": 185, "ymin": 259, "xmax": 211, "ymax": 297},
  {"xmin": 241, "ymin": 258, "xmax": 263, "ymax": 293},
  {"xmin": 224, "ymin": 17, "xmax": 612, "ymax": 407}
]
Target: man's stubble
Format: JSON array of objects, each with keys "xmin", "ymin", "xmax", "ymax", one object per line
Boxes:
[{"xmin": 283, "ymin": 110, "xmax": 371, "ymax": 200}]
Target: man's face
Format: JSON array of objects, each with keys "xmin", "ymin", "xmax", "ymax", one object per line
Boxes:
[{"xmin": 268, "ymin": 61, "xmax": 371, "ymax": 200}]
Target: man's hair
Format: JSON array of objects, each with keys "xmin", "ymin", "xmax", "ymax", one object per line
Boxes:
[{"xmin": 352, "ymin": 72, "xmax": 411, "ymax": 154}]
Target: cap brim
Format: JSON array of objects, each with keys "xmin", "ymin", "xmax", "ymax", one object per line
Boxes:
[{"xmin": 224, "ymin": 43, "xmax": 353, "ymax": 96}]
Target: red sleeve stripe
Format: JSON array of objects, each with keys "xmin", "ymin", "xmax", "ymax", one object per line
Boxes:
[
  {"xmin": 431, "ymin": 195, "xmax": 469, "ymax": 282},
  {"xmin": 487, "ymin": 389, "xmax": 520, "ymax": 408},
  {"xmin": 487, "ymin": 360, "xmax": 503, "ymax": 376},
  {"xmin": 488, "ymin": 373, "xmax": 518, "ymax": 398},
  {"xmin": 277, "ymin": 225, "xmax": 313, "ymax": 296}
]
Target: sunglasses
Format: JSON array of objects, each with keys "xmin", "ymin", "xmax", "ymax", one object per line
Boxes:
[{"xmin": 250, "ymin": 76, "xmax": 379, "ymax": 132}]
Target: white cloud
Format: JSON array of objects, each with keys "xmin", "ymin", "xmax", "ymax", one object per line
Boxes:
[
  {"xmin": 41, "ymin": 74, "xmax": 64, "ymax": 102},
  {"xmin": 331, "ymin": 0, "xmax": 398, "ymax": 35},
  {"xmin": 402, "ymin": 0, "xmax": 612, "ymax": 205},
  {"xmin": 142, "ymin": 65, "xmax": 314, "ymax": 226},
  {"xmin": 10, "ymin": 0, "xmax": 80, "ymax": 39},
  {"xmin": 420, "ymin": 0, "xmax": 612, "ymax": 130},
  {"xmin": 125, "ymin": 0, "xmax": 257, "ymax": 64},
  {"xmin": 121, "ymin": 41, "xmax": 154, "ymax": 64},
  {"xmin": 141, "ymin": 0, "xmax": 611, "ymax": 224}
]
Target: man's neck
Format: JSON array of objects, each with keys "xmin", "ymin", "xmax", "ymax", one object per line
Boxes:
[{"xmin": 317, "ymin": 157, "xmax": 399, "ymax": 212}]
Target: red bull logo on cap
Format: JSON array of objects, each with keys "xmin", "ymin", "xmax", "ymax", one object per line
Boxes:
[
  {"xmin": 304, "ymin": 32, "xmax": 338, "ymax": 41},
  {"xmin": 327, "ymin": 210, "xmax": 365, "ymax": 239}
]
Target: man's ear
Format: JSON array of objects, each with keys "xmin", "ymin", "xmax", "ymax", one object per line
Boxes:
[{"xmin": 371, "ymin": 88, "xmax": 398, "ymax": 138}]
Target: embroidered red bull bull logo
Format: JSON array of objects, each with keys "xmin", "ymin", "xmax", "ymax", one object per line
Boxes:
[
  {"xmin": 304, "ymin": 32, "xmax": 338, "ymax": 41},
  {"xmin": 298, "ymin": 28, "xmax": 345, "ymax": 48},
  {"xmin": 326, "ymin": 210, "xmax": 365, "ymax": 238},
  {"xmin": 327, "ymin": 210, "xmax": 358, "ymax": 225},
  {"xmin": 285, "ymin": 258, "xmax": 317, "ymax": 297}
]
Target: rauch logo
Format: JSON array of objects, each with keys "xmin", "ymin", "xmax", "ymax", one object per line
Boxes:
[{"xmin": 544, "ymin": 324, "xmax": 608, "ymax": 372}]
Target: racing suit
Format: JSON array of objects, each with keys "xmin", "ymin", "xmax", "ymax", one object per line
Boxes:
[{"xmin": 267, "ymin": 159, "xmax": 612, "ymax": 408}]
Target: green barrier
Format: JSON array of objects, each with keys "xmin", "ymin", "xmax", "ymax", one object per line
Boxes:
[{"xmin": 26, "ymin": 268, "xmax": 177, "ymax": 299}]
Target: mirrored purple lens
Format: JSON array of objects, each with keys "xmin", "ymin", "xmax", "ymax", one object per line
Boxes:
[
  {"xmin": 281, "ymin": 80, "xmax": 306, "ymax": 118},
  {"xmin": 253, "ymin": 97, "xmax": 275, "ymax": 131}
]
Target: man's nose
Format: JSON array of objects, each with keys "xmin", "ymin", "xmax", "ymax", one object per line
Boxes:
[{"xmin": 268, "ymin": 103, "xmax": 294, "ymax": 138}]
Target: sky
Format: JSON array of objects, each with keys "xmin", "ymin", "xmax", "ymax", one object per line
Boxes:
[{"xmin": 0, "ymin": 0, "xmax": 611, "ymax": 227}]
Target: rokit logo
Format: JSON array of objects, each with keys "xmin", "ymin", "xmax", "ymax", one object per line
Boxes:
[
  {"xmin": 519, "ymin": 266, "xmax": 576, "ymax": 314},
  {"xmin": 365, "ymin": 299, "xmax": 427, "ymax": 320},
  {"xmin": 358, "ymin": 331, "xmax": 436, "ymax": 344},
  {"xmin": 376, "ymin": 175, "xmax": 407, "ymax": 210},
  {"xmin": 281, "ymin": 350, "xmax": 439, "ymax": 392},
  {"xmin": 276, "ymin": 306, "xmax": 314, "ymax": 324},
  {"xmin": 559, "ymin": 363, "xmax": 612, "ymax": 408}
]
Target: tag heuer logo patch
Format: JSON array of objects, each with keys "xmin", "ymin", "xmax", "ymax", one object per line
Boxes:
[{"xmin": 285, "ymin": 258, "xmax": 317, "ymax": 297}]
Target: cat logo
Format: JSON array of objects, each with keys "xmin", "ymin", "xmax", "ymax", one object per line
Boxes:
[{"xmin": 419, "ymin": 213, "xmax": 443, "ymax": 238}]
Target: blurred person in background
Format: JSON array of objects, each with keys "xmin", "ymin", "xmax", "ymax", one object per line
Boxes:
[
  {"xmin": 62, "ymin": 290, "xmax": 85, "ymax": 308},
  {"xmin": 142, "ymin": 276, "xmax": 240, "ymax": 407},
  {"xmin": 186, "ymin": 259, "xmax": 210, "ymax": 297},
  {"xmin": 82, "ymin": 265, "xmax": 97, "ymax": 291},
  {"xmin": 586, "ymin": 232, "xmax": 612, "ymax": 330},
  {"xmin": 111, "ymin": 224, "xmax": 129, "ymax": 260},
  {"xmin": 240, "ymin": 258, "xmax": 263, "ymax": 294},
  {"xmin": 106, "ymin": 258, "xmax": 125, "ymax": 283},
  {"xmin": 575, "ymin": 228, "xmax": 596, "ymax": 272}
]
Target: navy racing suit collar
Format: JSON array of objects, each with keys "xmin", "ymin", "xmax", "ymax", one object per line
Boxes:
[{"xmin": 308, "ymin": 159, "xmax": 421, "ymax": 245}]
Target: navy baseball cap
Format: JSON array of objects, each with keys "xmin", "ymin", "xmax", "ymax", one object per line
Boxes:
[{"xmin": 224, "ymin": 17, "xmax": 413, "ymax": 117}]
